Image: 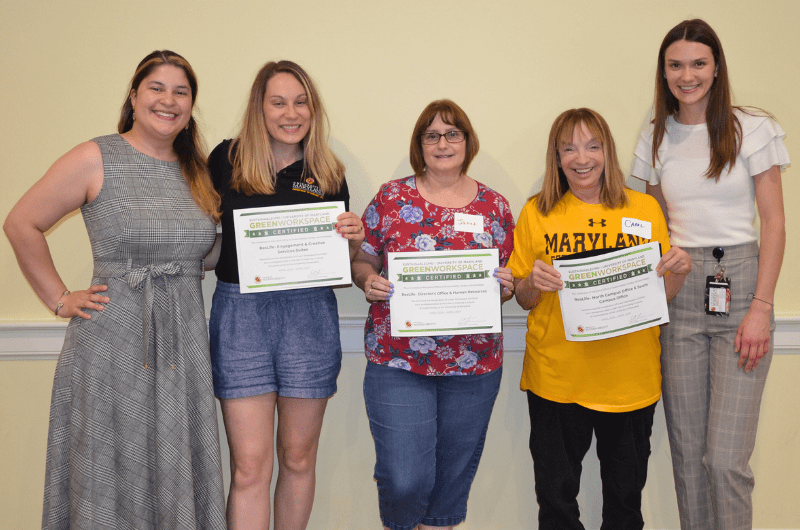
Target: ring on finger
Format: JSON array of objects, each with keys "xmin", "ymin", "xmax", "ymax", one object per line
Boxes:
[{"xmin": 367, "ymin": 288, "xmax": 372, "ymax": 296}]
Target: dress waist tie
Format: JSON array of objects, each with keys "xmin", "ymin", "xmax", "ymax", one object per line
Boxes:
[{"xmin": 93, "ymin": 259, "xmax": 205, "ymax": 370}]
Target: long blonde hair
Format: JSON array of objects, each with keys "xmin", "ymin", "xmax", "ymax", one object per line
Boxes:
[
  {"xmin": 119, "ymin": 50, "xmax": 220, "ymax": 222},
  {"xmin": 534, "ymin": 108, "xmax": 628, "ymax": 215},
  {"xmin": 229, "ymin": 60, "xmax": 345, "ymax": 195}
]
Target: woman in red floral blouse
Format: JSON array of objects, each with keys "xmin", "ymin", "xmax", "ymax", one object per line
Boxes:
[{"xmin": 352, "ymin": 99, "xmax": 515, "ymax": 530}]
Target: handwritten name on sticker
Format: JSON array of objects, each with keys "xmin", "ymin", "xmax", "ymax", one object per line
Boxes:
[
  {"xmin": 622, "ymin": 218, "xmax": 651, "ymax": 240},
  {"xmin": 454, "ymin": 212, "xmax": 484, "ymax": 233}
]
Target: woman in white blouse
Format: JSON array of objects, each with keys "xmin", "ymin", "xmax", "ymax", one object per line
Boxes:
[{"xmin": 631, "ymin": 19, "xmax": 789, "ymax": 530}]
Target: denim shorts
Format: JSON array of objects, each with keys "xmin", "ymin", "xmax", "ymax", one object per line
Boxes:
[
  {"xmin": 209, "ymin": 280, "xmax": 342, "ymax": 399},
  {"xmin": 363, "ymin": 361, "xmax": 502, "ymax": 530}
]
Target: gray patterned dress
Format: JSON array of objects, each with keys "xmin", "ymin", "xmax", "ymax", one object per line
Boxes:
[{"xmin": 42, "ymin": 134, "xmax": 226, "ymax": 530}]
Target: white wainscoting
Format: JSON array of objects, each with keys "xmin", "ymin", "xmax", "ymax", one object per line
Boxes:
[{"xmin": 1, "ymin": 315, "xmax": 798, "ymax": 360}]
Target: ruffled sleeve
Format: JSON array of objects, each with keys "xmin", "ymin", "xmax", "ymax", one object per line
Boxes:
[
  {"xmin": 738, "ymin": 111, "xmax": 791, "ymax": 176},
  {"xmin": 630, "ymin": 123, "xmax": 661, "ymax": 185}
]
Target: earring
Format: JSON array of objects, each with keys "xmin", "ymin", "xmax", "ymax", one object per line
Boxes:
[{"xmin": 132, "ymin": 110, "xmax": 136, "ymax": 121}]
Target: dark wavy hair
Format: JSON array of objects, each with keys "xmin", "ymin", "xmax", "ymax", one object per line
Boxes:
[{"xmin": 118, "ymin": 50, "xmax": 219, "ymax": 221}]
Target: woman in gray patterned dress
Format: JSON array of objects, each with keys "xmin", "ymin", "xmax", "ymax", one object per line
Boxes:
[{"xmin": 4, "ymin": 50, "xmax": 227, "ymax": 530}]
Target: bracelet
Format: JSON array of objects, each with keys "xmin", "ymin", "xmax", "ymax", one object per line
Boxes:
[
  {"xmin": 54, "ymin": 290, "xmax": 70, "ymax": 316},
  {"xmin": 747, "ymin": 293, "xmax": 774, "ymax": 307}
]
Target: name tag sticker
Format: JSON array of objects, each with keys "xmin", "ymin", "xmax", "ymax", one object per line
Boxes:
[
  {"xmin": 454, "ymin": 213, "xmax": 484, "ymax": 233},
  {"xmin": 622, "ymin": 218, "xmax": 651, "ymax": 240}
]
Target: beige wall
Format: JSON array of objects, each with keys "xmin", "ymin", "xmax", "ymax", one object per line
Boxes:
[
  {"xmin": 1, "ymin": 0, "xmax": 798, "ymax": 319},
  {"xmin": 1, "ymin": 0, "xmax": 798, "ymax": 528}
]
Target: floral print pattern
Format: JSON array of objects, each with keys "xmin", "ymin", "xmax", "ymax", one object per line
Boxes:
[{"xmin": 361, "ymin": 176, "xmax": 515, "ymax": 376}]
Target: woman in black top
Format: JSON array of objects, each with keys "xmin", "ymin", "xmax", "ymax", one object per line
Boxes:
[{"xmin": 208, "ymin": 60, "xmax": 363, "ymax": 530}]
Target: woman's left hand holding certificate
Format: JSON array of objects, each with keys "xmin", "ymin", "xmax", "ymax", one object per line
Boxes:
[{"xmin": 233, "ymin": 201, "xmax": 352, "ymax": 293}]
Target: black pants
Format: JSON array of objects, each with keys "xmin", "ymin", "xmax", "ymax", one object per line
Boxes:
[{"xmin": 527, "ymin": 391, "xmax": 656, "ymax": 530}]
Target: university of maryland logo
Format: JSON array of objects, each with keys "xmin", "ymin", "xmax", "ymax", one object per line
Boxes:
[
  {"xmin": 588, "ymin": 218, "xmax": 606, "ymax": 227},
  {"xmin": 293, "ymin": 178, "xmax": 324, "ymax": 198}
]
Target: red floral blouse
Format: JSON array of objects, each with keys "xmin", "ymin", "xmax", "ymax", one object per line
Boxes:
[{"xmin": 360, "ymin": 176, "xmax": 515, "ymax": 376}]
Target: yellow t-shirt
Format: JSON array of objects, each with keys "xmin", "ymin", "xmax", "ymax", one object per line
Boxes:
[{"xmin": 508, "ymin": 190, "xmax": 671, "ymax": 412}]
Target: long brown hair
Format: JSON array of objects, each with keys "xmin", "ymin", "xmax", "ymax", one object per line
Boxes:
[
  {"xmin": 652, "ymin": 19, "xmax": 740, "ymax": 181},
  {"xmin": 229, "ymin": 60, "xmax": 345, "ymax": 196},
  {"xmin": 118, "ymin": 50, "xmax": 220, "ymax": 222},
  {"xmin": 534, "ymin": 108, "xmax": 628, "ymax": 215},
  {"xmin": 409, "ymin": 99, "xmax": 480, "ymax": 177}
]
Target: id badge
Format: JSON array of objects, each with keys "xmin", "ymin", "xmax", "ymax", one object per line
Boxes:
[{"xmin": 705, "ymin": 276, "xmax": 731, "ymax": 316}]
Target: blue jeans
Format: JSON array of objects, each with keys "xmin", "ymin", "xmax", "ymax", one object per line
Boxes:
[{"xmin": 363, "ymin": 362, "xmax": 502, "ymax": 530}]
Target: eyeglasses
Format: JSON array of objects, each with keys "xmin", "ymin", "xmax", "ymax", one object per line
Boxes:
[{"xmin": 420, "ymin": 130, "xmax": 466, "ymax": 145}]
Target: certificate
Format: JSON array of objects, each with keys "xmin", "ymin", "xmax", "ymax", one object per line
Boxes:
[
  {"xmin": 553, "ymin": 242, "xmax": 669, "ymax": 342},
  {"xmin": 232, "ymin": 201, "xmax": 351, "ymax": 293},
  {"xmin": 387, "ymin": 249, "xmax": 501, "ymax": 337}
]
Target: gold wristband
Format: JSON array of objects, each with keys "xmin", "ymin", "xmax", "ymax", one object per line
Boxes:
[{"xmin": 54, "ymin": 290, "xmax": 71, "ymax": 316}]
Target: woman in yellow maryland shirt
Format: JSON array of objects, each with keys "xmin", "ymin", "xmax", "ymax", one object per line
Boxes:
[{"xmin": 509, "ymin": 108, "xmax": 691, "ymax": 530}]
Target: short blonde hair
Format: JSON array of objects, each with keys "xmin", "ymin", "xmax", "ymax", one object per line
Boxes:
[{"xmin": 534, "ymin": 108, "xmax": 628, "ymax": 215}]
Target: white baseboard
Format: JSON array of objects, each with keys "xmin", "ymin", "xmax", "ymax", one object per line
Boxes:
[{"xmin": 1, "ymin": 315, "xmax": 797, "ymax": 361}]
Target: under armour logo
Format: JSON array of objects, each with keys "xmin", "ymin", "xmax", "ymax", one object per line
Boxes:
[{"xmin": 588, "ymin": 218, "xmax": 606, "ymax": 227}]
